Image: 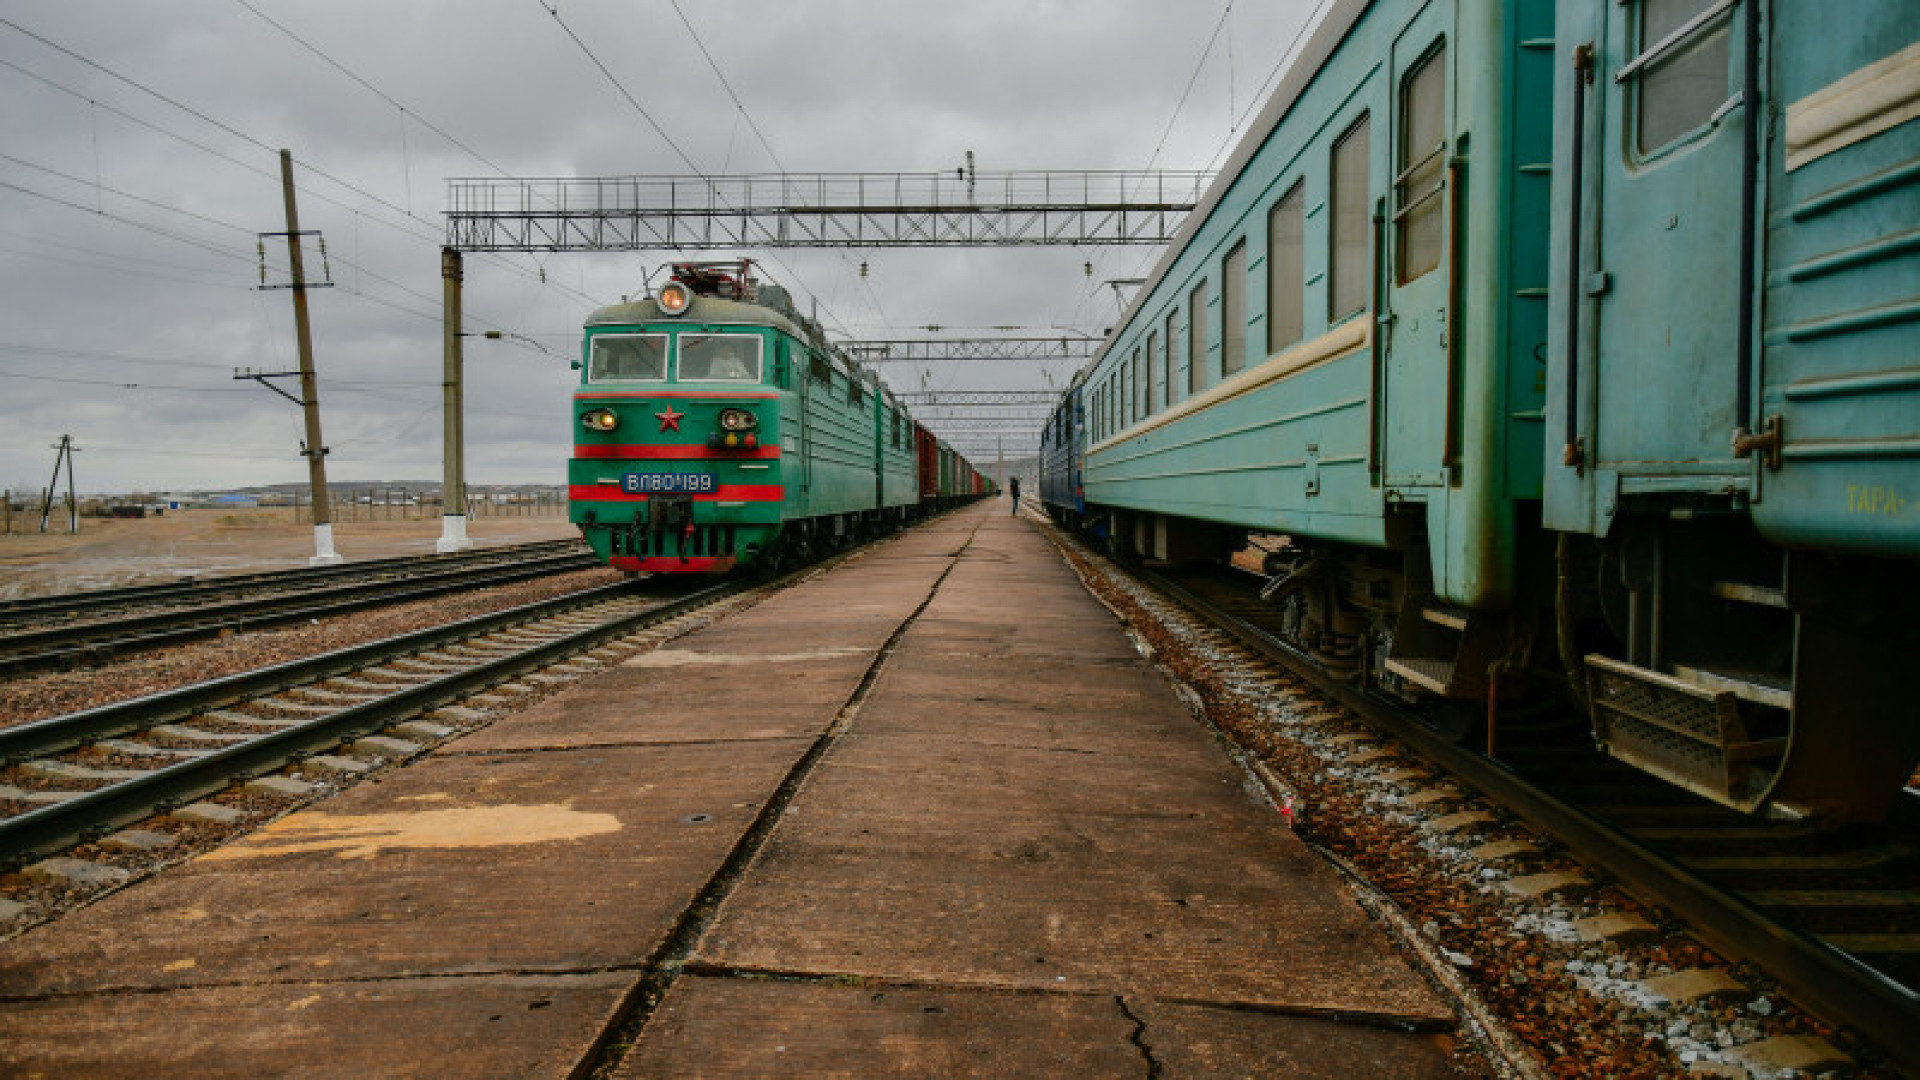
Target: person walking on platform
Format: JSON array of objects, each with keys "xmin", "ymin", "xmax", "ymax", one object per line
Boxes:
[{"xmin": 1008, "ymin": 477, "xmax": 1021, "ymax": 515}]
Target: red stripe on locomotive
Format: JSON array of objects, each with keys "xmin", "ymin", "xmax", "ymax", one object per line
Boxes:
[{"xmin": 573, "ymin": 444, "xmax": 781, "ymax": 460}]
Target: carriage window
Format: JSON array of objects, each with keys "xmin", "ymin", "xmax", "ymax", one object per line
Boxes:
[
  {"xmin": 588, "ymin": 333, "xmax": 668, "ymax": 383},
  {"xmin": 849, "ymin": 378, "xmax": 866, "ymax": 406},
  {"xmin": 808, "ymin": 351, "xmax": 831, "ymax": 383},
  {"xmin": 1268, "ymin": 183, "xmax": 1305, "ymax": 353},
  {"xmin": 1163, "ymin": 310, "xmax": 1178, "ymax": 406},
  {"xmin": 1330, "ymin": 114, "xmax": 1371, "ymax": 321},
  {"xmin": 1188, "ymin": 280, "xmax": 1208, "ymax": 394},
  {"xmin": 677, "ymin": 333, "xmax": 762, "ymax": 382},
  {"xmin": 1221, "ymin": 242, "xmax": 1247, "ymax": 378},
  {"xmin": 1629, "ymin": 0, "xmax": 1733, "ymax": 154},
  {"xmin": 1398, "ymin": 43, "xmax": 1447, "ymax": 283},
  {"xmin": 1134, "ymin": 346, "xmax": 1146, "ymax": 419}
]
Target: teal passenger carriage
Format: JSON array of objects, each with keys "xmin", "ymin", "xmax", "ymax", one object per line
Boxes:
[{"xmin": 1041, "ymin": 0, "xmax": 1920, "ymax": 819}]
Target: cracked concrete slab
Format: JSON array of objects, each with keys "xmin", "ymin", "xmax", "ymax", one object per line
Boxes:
[
  {"xmin": 617, "ymin": 976, "xmax": 1143, "ymax": 1077},
  {"xmin": 0, "ymin": 741, "xmax": 802, "ymax": 997},
  {"xmin": 695, "ymin": 512, "xmax": 1455, "ymax": 1028},
  {"xmin": 0, "ymin": 972, "xmax": 631, "ymax": 1079},
  {"xmin": 621, "ymin": 978, "xmax": 1466, "ymax": 1078}
]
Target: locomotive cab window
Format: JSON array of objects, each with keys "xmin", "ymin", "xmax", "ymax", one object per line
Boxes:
[
  {"xmin": 677, "ymin": 333, "xmax": 762, "ymax": 382},
  {"xmin": 1396, "ymin": 42, "xmax": 1447, "ymax": 283},
  {"xmin": 1622, "ymin": 0, "xmax": 1734, "ymax": 155},
  {"xmin": 588, "ymin": 333, "xmax": 668, "ymax": 383},
  {"xmin": 1329, "ymin": 114, "xmax": 1372, "ymax": 321}
]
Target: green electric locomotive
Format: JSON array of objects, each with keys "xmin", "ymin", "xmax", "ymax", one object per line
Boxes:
[{"xmin": 569, "ymin": 262, "xmax": 976, "ymax": 575}]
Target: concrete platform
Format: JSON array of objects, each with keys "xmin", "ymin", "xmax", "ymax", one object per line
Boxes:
[{"xmin": 0, "ymin": 504, "xmax": 1471, "ymax": 1076}]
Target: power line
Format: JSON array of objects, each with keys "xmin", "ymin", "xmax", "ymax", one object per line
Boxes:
[
  {"xmin": 0, "ymin": 179, "xmax": 257, "ymax": 263},
  {"xmin": 226, "ymin": 0, "xmax": 605, "ymax": 309},
  {"xmin": 0, "ymin": 341, "xmax": 243, "ymax": 372},
  {"xmin": 233, "ymin": 0, "xmax": 519, "ymax": 183},
  {"xmin": 0, "ymin": 151, "xmax": 256, "ymax": 236},
  {"xmin": 0, "ymin": 24, "xmax": 605, "ymax": 310},
  {"xmin": 0, "ymin": 368, "xmax": 258, "ymax": 392}
]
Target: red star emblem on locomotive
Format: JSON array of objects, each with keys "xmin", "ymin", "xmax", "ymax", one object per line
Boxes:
[{"xmin": 655, "ymin": 405, "xmax": 685, "ymax": 432}]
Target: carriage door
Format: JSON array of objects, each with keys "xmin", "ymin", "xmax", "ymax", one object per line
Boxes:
[
  {"xmin": 1382, "ymin": 11, "xmax": 1452, "ymax": 487},
  {"xmin": 1584, "ymin": 0, "xmax": 1748, "ymax": 474}
]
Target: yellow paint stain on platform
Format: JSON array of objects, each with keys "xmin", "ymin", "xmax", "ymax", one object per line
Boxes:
[{"xmin": 201, "ymin": 803, "xmax": 622, "ymax": 861}]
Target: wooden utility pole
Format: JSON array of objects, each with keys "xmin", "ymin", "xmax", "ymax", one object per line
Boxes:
[
  {"xmin": 436, "ymin": 246, "xmax": 471, "ymax": 552},
  {"xmin": 37, "ymin": 435, "xmax": 78, "ymax": 534},
  {"xmin": 279, "ymin": 149, "xmax": 343, "ymax": 565}
]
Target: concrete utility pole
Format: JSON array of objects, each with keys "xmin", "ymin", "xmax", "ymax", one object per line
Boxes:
[
  {"xmin": 279, "ymin": 149, "xmax": 342, "ymax": 566},
  {"xmin": 436, "ymin": 246, "xmax": 471, "ymax": 553}
]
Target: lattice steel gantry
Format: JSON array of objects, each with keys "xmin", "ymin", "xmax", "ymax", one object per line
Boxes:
[
  {"xmin": 844, "ymin": 337, "xmax": 1099, "ymax": 364},
  {"xmin": 444, "ymin": 171, "xmax": 1212, "ymax": 251}
]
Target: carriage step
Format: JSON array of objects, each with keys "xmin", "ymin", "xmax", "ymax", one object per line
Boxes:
[
  {"xmin": 1671, "ymin": 663, "xmax": 1792, "ymax": 710},
  {"xmin": 1384, "ymin": 594, "xmax": 1494, "ymax": 700},
  {"xmin": 1710, "ymin": 581, "xmax": 1789, "ymax": 609},
  {"xmin": 1385, "ymin": 657, "xmax": 1456, "ymax": 694},
  {"xmin": 1586, "ymin": 654, "xmax": 1785, "ymax": 812}
]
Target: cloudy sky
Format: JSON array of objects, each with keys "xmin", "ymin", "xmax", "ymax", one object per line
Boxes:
[{"xmin": 1, "ymin": 0, "xmax": 1323, "ymax": 494}]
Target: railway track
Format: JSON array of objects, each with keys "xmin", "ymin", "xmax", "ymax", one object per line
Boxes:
[
  {"xmin": 0, "ymin": 543, "xmax": 600, "ymax": 677},
  {"xmin": 0, "ymin": 540, "xmax": 586, "ymax": 629},
  {"xmin": 0, "ymin": 576, "xmax": 746, "ymax": 865},
  {"xmin": 1123, "ymin": 557, "xmax": 1920, "ymax": 1070}
]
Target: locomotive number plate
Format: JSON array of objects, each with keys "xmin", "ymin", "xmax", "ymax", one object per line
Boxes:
[{"xmin": 621, "ymin": 472, "xmax": 716, "ymax": 494}]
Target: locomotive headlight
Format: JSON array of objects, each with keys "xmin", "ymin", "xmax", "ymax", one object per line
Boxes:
[
  {"xmin": 580, "ymin": 408, "xmax": 619, "ymax": 432},
  {"xmin": 658, "ymin": 282, "xmax": 692, "ymax": 316},
  {"xmin": 717, "ymin": 408, "xmax": 758, "ymax": 431}
]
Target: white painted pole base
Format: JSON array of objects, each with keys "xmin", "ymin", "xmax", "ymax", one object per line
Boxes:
[
  {"xmin": 435, "ymin": 514, "xmax": 472, "ymax": 554},
  {"xmin": 309, "ymin": 522, "xmax": 345, "ymax": 566}
]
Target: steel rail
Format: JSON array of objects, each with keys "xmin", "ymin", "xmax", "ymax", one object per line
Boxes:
[
  {"xmin": 0, "ymin": 540, "xmax": 584, "ymax": 625},
  {"xmin": 0, "ymin": 580, "xmax": 645, "ymax": 762},
  {"xmin": 0, "ymin": 579, "xmax": 743, "ymax": 862},
  {"xmin": 1131, "ymin": 564, "xmax": 1920, "ymax": 1073},
  {"xmin": 0, "ymin": 552, "xmax": 600, "ymax": 676}
]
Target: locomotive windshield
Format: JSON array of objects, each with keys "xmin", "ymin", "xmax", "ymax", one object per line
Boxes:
[
  {"xmin": 678, "ymin": 333, "xmax": 763, "ymax": 382},
  {"xmin": 589, "ymin": 333, "xmax": 667, "ymax": 382}
]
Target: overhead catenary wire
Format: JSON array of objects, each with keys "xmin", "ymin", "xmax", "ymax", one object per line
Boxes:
[
  {"xmin": 662, "ymin": 0, "xmax": 892, "ymax": 331},
  {"xmin": 1054, "ymin": 0, "xmax": 1236, "ymax": 338},
  {"xmin": 538, "ymin": 0, "xmax": 862, "ymax": 337}
]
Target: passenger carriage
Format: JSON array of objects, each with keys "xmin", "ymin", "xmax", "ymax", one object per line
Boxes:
[{"xmin": 1057, "ymin": 0, "xmax": 1920, "ymax": 819}]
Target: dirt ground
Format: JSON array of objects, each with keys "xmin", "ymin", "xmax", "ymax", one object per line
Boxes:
[{"xmin": 0, "ymin": 509, "xmax": 581, "ymax": 599}]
